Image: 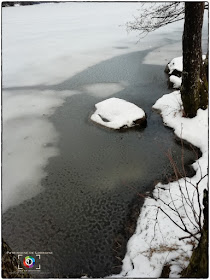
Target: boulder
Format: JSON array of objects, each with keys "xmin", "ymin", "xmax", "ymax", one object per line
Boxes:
[{"xmin": 91, "ymin": 97, "xmax": 147, "ymax": 130}]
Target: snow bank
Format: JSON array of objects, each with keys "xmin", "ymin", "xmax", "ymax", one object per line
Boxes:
[
  {"xmin": 111, "ymin": 90, "xmax": 208, "ymax": 278},
  {"xmin": 91, "ymin": 98, "xmax": 146, "ymax": 129},
  {"xmin": 153, "ymin": 91, "xmax": 208, "ymax": 154}
]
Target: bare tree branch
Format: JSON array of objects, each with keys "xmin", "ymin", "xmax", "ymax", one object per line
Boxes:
[{"xmin": 127, "ymin": 2, "xmax": 185, "ymax": 37}]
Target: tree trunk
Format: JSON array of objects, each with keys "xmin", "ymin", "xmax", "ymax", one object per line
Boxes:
[{"xmin": 181, "ymin": 2, "xmax": 207, "ymax": 118}]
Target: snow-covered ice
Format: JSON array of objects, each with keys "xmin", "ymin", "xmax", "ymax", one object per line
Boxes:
[
  {"xmin": 2, "ymin": 2, "xmax": 150, "ymax": 88},
  {"xmin": 83, "ymin": 83, "xmax": 126, "ymax": 98},
  {"xmin": 2, "ymin": 89, "xmax": 80, "ymax": 212},
  {"xmin": 91, "ymin": 98, "xmax": 146, "ymax": 129},
  {"xmin": 4, "ymin": 2, "xmax": 187, "ymax": 212},
  {"xmin": 111, "ymin": 90, "xmax": 208, "ymax": 278},
  {"xmin": 2, "ymin": 2, "xmax": 146, "ymax": 212}
]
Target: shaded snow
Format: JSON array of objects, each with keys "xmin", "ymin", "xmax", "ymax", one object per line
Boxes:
[
  {"xmin": 91, "ymin": 97, "xmax": 145, "ymax": 129},
  {"xmin": 111, "ymin": 90, "xmax": 208, "ymax": 278}
]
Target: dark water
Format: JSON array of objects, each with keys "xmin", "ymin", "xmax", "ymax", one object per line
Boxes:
[{"xmin": 2, "ymin": 49, "xmax": 198, "ymax": 277}]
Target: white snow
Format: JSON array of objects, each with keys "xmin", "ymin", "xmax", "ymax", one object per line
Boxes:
[
  {"xmin": 111, "ymin": 90, "xmax": 208, "ymax": 278},
  {"xmin": 168, "ymin": 55, "xmax": 206, "ymax": 75},
  {"xmin": 167, "ymin": 54, "xmax": 207, "ymax": 89},
  {"xmin": 169, "ymin": 75, "xmax": 182, "ymax": 89},
  {"xmin": 168, "ymin": 57, "xmax": 183, "ymax": 74},
  {"xmin": 91, "ymin": 98, "xmax": 145, "ymax": 129}
]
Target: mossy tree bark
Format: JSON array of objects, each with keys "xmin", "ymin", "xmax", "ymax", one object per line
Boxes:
[{"xmin": 181, "ymin": 2, "xmax": 208, "ymax": 118}]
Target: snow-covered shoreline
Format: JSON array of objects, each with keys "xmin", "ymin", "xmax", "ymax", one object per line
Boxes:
[{"xmin": 111, "ymin": 90, "xmax": 208, "ymax": 278}]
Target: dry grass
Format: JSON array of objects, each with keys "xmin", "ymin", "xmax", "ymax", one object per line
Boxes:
[{"xmin": 142, "ymin": 244, "xmax": 178, "ymax": 259}]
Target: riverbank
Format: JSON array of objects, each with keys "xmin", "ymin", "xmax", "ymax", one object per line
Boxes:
[{"xmin": 112, "ymin": 89, "xmax": 208, "ymax": 278}]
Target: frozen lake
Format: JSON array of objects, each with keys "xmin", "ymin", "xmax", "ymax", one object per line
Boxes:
[{"xmin": 2, "ymin": 3, "xmax": 208, "ymax": 278}]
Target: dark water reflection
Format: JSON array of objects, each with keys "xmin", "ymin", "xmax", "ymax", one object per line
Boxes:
[{"xmin": 2, "ymin": 50, "xmax": 198, "ymax": 277}]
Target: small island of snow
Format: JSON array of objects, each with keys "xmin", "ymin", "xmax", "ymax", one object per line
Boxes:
[{"xmin": 91, "ymin": 97, "xmax": 146, "ymax": 129}]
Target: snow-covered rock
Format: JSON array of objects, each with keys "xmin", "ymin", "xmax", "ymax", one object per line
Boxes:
[
  {"xmin": 165, "ymin": 57, "xmax": 183, "ymax": 89},
  {"xmin": 169, "ymin": 75, "xmax": 182, "ymax": 89},
  {"xmin": 91, "ymin": 97, "xmax": 146, "ymax": 130},
  {"xmin": 167, "ymin": 56, "xmax": 183, "ymax": 75},
  {"xmin": 166, "ymin": 55, "xmax": 207, "ymax": 89}
]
